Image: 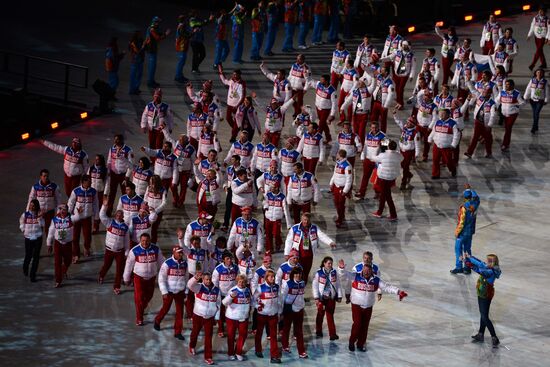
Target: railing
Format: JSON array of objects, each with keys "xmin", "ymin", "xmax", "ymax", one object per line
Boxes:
[{"xmin": 0, "ymin": 50, "xmax": 89, "ymax": 105}]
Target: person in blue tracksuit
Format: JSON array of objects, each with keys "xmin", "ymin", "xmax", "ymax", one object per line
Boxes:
[
  {"xmin": 231, "ymin": 4, "xmax": 247, "ymax": 64},
  {"xmin": 144, "ymin": 16, "xmax": 171, "ymax": 88},
  {"xmin": 213, "ymin": 10, "xmax": 231, "ymax": 69},
  {"xmin": 327, "ymin": 0, "xmax": 340, "ymax": 43},
  {"xmin": 264, "ymin": 1, "xmax": 280, "ymax": 56},
  {"xmin": 105, "ymin": 37, "xmax": 125, "ymax": 94},
  {"xmin": 450, "ymin": 186, "xmax": 480, "ymax": 274},
  {"xmin": 311, "ymin": 0, "xmax": 327, "ymax": 45},
  {"xmin": 282, "ymin": 0, "xmax": 298, "ymax": 52},
  {"xmin": 297, "ymin": 0, "xmax": 312, "ymax": 49},
  {"xmin": 174, "ymin": 15, "xmax": 190, "ymax": 83},
  {"xmin": 250, "ymin": 1, "xmax": 267, "ymax": 61},
  {"xmin": 128, "ymin": 31, "xmax": 145, "ymax": 95},
  {"xmin": 464, "ymin": 253, "xmax": 501, "ymax": 347}
]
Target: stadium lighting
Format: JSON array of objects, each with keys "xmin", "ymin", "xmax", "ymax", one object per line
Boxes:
[
  {"xmin": 80, "ymin": 112, "xmax": 88, "ymax": 119},
  {"xmin": 436, "ymin": 21, "xmax": 444, "ymax": 27},
  {"xmin": 408, "ymin": 26, "xmax": 415, "ymax": 33},
  {"xmin": 51, "ymin": 122, "xmax": 59, "ymax": 129},
  {"xmin": 21, "ymin": 133, "xmax": 30, "ymax": 140},
  {"xmin": 494, "ymin": 10, "xmax": 502, "ymax": 16},
  {"xmin": 523, "ymin": 5, "xmax": 531, "ymax": 11},
  {"xmin": 465, "ymin": 15, "xmax": 473, "ymax": 21}
]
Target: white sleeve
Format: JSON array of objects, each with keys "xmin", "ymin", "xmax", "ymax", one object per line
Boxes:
[
  {"xmin": 158, "ymin": 262, "xmax": 169, "ymax": 295},
  {"xmin": 123, "ymin": 250, "xmax": 136, "ymax": 282},
  {"xmin": 42, "ymin": 140, "xmax": 67, "ymax": 155},
  {"xmin": 312, "ymin": 272, "xmax": 320, "ymax": 299}
]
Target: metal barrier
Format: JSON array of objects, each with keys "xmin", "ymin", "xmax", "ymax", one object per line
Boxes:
[{"xmin": 0, "ymin": 50, "xmax": 89, "ymax": 105}]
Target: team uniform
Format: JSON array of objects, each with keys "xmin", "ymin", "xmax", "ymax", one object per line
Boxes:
[
  {"xmin": 47, "ymin": 212, "xmax": 82, "ymax": 285},
  {"xmin": 496, "ymin": 89, "xmax": 525, "ymax": 150},
  {"xmin": 68, "ymin": 185, "xmax": 98, "ymax": 259},
  {"xmin": 219, "ymin": 74, "xmax": 246, "ymax": 141},
  {"xmin": 297, "ymin": 130, "xmax": 325, "ymax": 174},
  {"xmin": 284, "ymin": 223, "xmax": 333, "ymax": 282},
  {"xmin": 123, "ymin": 243, "xmax": 165, "ymax": 325},
  {"xmin": 329, "ymin": 159, "xmax": 353, "ymax": 225},
  {"xmin": 428, "ymin": 118, "xmax": 460, "ymax": 178},
  {"xmin": 263, "ymin": 191, "xmax": 292, "ymax": 252},
  {"xmin": 286, "ymin": 171, "xmax": 320, "ymax": 224},
  {"xmin": 141, "ymin": 101, "xmax": 173, "ymax": 149},
  {"xmin": 370, "ymin": 74, "xmax": 395, "ymax": 132},
  {"xmin": 42, "ymin": 140, "xmax": 89, "ymax": 197},
  {"xmin": 154, "ymin": 255, "xmax": 188, "ymax": 336},
  {"xmin": 357, "ymin": 130, "xmax": 385, "ymax": 198},
  {"xmin": 341, "ymin": 83, "xmax": 375, "ymax": 140},
  {"xmin": 106, "ymin": 144, "xmax": 134, "ymax": 215},
  {"xmin": 98, "ymin": 206, "xmax": 130, "ymax": 291},
  {"xmin": 304, "ymin": 78, "xmax": 337, "ymax": 142}
]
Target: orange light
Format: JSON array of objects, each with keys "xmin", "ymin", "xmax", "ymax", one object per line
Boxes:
[
  {"xmin": 51, "ymin": 122, "xmax": 59, "ymax": 129},
  {"xmin": 80, "ymin": 112, "xmax": 88, "ymax": 119},
  {"xmin": 436, "ymin": 21, "xmax": 444, "ymax": 27},
  {"xmin": 523, "ymin": 5, "xmax": 531, "ymax": 11},
  {"xmin": 21, "ymin": 133, "xmax": 30, "ymax": 140},
  {"xmin": 494, "ymin": 9, "xmax": 502, "ymax": 16},
  {"xmin": 407, "ymin": 26, "xmax": 415, "ymax": 33},
  {"xmin": 465, "ymin": 15, "xmax": 473, "ymax": 21}
]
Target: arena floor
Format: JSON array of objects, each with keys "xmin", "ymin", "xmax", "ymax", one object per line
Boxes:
[{"xmin": 1, "ymin": 3, "xmax": 549, "ymax": 366}]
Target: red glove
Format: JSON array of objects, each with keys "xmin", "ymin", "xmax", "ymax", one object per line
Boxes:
[
  {"xmin": 465, "ymin": 260, "xmax": 474, "ymax": 269},
  {"xmin": 398, "ymin": 290, "xmax": 408, "ymax": 301}
]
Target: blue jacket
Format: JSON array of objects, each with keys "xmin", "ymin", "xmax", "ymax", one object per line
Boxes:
[{"xmin": 467, "ymin": 256, "xmax": 501, "ymax": 299}]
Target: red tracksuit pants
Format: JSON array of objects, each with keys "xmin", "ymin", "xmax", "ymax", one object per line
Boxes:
[
  {"xmin": 303, "ymin": 157, "xmax": 319, "ymax": 175},
  {"xmin": 317, "ymin": 108, "xmax": 333, "ymax": 142},
  {"xmin": 349, "ymin": 304, "xmax": 373, "ymax": 348},
  {"xmin": 134, "ymin": 274, "xmax": 156, "ymax": 324},
  {"xmin": 400, "ymin": 150, "xmax": 415, "ymax": 186},
  {"xmin": 226, "ymin": 105, "xmax": 239, "ymax": 140},
  {"xmin": 393, "ymin": 74, "xmax": 408, "ymax": 107},
  {"xmin": 358, "ymin": 159, "xmax": 376, "ymax": 197},
  {"xmin": 161, "ymin": 178, "xmax": 178, "ymax": 205},
  {"xmin": 154, "ymin": 290, "xmax": 185, "ymax": 335},
  {"xmin": 106, "ymin": 172, "xmax": 126, "ymax": 216},
  {"xmin": 441, "ymin": 56, "xmax": 453, "ymax": 85},
  {"xmin": 292, "ymin": 89, "xmax": 304, "ymax": 117},
  {"xmin": 290, "ymin": 202, "xmax": 311, "ymax": 224},
  {"xmin": 255, "ymin": 313, "xmax": 279, "ymax": 358},
  {"xmin": 54, "ymin": 241, "xmax": 72, "ymax": 284},
  {"xmin": 99, "ymin": 248, "xmax": 125, "ymax": 289},
  {"xmin": 177, "ymin": 170, "xmax": 191, "ymax": 206},
  {"xmin": 316, "ymin": 298, "xmax": 337, "ymax": 337},
  {"xmin": 531, "ymin": 37, "xmax": 547, "ymax": 68},
  {"xmin": 266, "ymin": 130, "xmax": 281, "ymax": 147},
  {"xmin": 226, "ymin": 318, "xmax": 249, "ymax": 356},
  {"xmin": 466, "ymin": 120, "xmax": 493, "ymax": 156},
  {"xmin": 72, "ymin": 216, "xmax": 92, "ymax": 257},
  {"xmin": 330, "ymin": 72, "xmax": 343, "ymax": 90},
  {"xmin": 376, "ymin": 178, "xmax": 397, "ymax": 219},
  {"xmin": 416, "ymin": 125, "xmax": 432, "ymax": 160},
  {"xmin": 370, "ymin": 101, "xmax": 388, "ymax": 132},
  {"xmin": 502, "ymin": 113, "xmax": 518, "ymax": 149},
  {"xmin": 432, "ymin": 145, "xmax": 456, "ymax": 178},
  {"xmin": 338, "ymin": 90, "xmax": 351, "ymax": 122},
  {"xmin": 150, "ymin": 212, "xmax": 163, "ymax": 244},
  {"xmin": 331, "ymin": 185, "xmax": 347, "ymax": 222},
  {"xmin": 482, "ymin": 40, "xmax": 494, "ymax": 55},
  {"xmin": 63, "ymin": 174, "xmax": 81, "ymax": 198},
  {"xmin": 282, "ymin": 309, "xmax": 306, "ymax": 354},
  {"xmin": 264, "ymin": 219, "xmax": 282, "ymax": 252},
  {"xmin": 299, "ymin": 253, "xmax": 314, "ymax": 284},
  {"xmin": 148, "ymin": 129, "xmax": 164, "ymax": 149},
  {"xmin": 352, "ymin": 113, "xmax": 368, "ymax": 142},
  {"xmin": 190, "ymin": 314, "xmax": 215, "ymax": 359}
]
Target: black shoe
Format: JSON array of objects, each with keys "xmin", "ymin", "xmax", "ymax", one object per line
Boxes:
[
  {"xmin": 153, "ymin": 323, "xmax": 161, "ymax": 331},
  {"xmin": 357, "ymin": 346, "xmax": 367, "ymax": 352},
  {"xmin": 463, "ymin": 268, "xmax": 471, "ymax": 274},
  {"xmin": 492, "ymin": 336, "xmax": 500, "ymax": 348},
  {"xmin": 432, "ymin": 176, "xmax": 440, "ymax": 180},
  {"xmin": 30, "ymin": 277, "xmax": 37, "ymax": 283},
  {"xmin": 255, "ymin": 352, "xmax": 264, "ymax": 358},
  {"xmin": 348, "ymin": 344, "xmax": 355, "ymax": 352},
  {"xmin": 266, "ymin": 52, "xmax": 275, "ymax": 56},
  {"xmin": 316, "ymin": 332, "xmax": 323, "ymax": 338},
  {"xmin": 270, "ymin": 357, "xmax": 282, "ymax": 364},
  {"xmin": 174, "ymin": 334, "xmax": 185, "ymax": 341},
  {"xmin": 450, "ymin": 268, "xmax": 464, "ymax": 274},
  {"xmin": 330, "ymin": 334, "xmax": 339, "ymax": 341},
  {"xmin": 471, "ymin": 333, "xmax": 484, "ymax": 342},
  {"xmin": 23, "ymin": 268, "xmax": 29, "ymax": 277}
]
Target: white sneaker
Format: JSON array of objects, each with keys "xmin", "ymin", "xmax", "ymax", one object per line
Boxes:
[
  {"xmin": 229, "ymin": 355, "xmax": 236, "ymax": 361},
  {"xmin": 236, "ymin": 355, "xmax": 247, "ymax": 361},
  {"xmin": 298, "ymin": 45, "xmax": 308, "ymax": 50}
]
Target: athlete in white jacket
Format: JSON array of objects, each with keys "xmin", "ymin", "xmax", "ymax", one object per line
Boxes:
[
  {"xmin": 154, "ymin": 246, "xmax": 188, "ymax": 339},
  {"xmin": 330, "ymin": 150, "xmax": 353, "ymax": 226}
]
